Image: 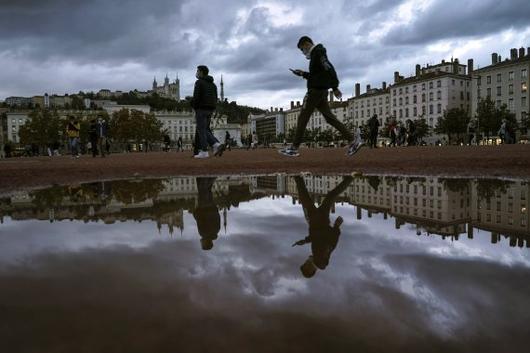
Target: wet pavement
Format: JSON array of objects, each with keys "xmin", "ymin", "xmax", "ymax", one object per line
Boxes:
[{"xmin": 0, "ymin": 174, "xmax": 529, "ymax": 352}]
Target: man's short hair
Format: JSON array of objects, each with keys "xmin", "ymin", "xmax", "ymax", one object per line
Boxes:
[
  {"xmin": 197, "ymin": 65, "xmax": 209, "ymax": 75},
  {"xmin": 297, "ymin": 36, "xmax": 313, "ymax": 48}
]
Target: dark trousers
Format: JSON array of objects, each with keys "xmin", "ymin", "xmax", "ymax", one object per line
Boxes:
[
  {"xmin": 195, "ymin": 110, "xmax": 218, "ymax": 153},
  {"xmin": 369, "ymin": 131, "xmax": 378, "ymax": 148},
  {"xmin": 293, "ymin": 89, "xmax": 352, "ymax": 148}
]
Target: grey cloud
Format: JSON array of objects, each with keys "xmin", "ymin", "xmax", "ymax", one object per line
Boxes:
[{"xmin": 383, "ymin": 0, "xmax": 530, "ymax": 45}]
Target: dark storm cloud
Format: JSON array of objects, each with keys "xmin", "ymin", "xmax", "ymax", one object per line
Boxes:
[{"xmin": 384, "ymin": 0, "xmax": 530, "ymax": 44}]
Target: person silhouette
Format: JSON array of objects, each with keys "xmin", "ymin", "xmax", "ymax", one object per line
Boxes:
[
  {"xmin": 292, "ymin": 175, "xmax": 353, "ymax": 278},
  {"xmin": 193, "ymin": 177, "xmax": 220, "ymax": 250}
]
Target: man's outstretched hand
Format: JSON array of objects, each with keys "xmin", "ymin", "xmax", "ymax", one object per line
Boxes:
[{"xmin": 291, "ymin": 69, "xmax": 305, "ymax": 77}]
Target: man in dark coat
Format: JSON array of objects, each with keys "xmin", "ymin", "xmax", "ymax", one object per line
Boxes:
[
  {"xmin": 368, "ymin": 114, "xmax": 380, "ymax": 148},
  {"xmin": 191, "ymin": 65, "xmax": 225, "ymax": 159},
  {"xmin": 280, "ymin": 36, "xmax": 356, "ymax": 157}
]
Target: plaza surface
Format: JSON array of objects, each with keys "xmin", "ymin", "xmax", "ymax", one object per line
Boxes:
[{"xmin": 0, "ymin": 144, "xmax": 529, "ymax": 194}]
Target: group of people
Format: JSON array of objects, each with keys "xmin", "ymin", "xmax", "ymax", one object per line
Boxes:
[{"xmin": 65, "ymin": 115, "xmax": 109, "ymax": 159}]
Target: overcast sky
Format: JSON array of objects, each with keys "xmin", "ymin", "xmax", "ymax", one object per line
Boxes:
[{"xmin": 1, "ymin": 0, "xmax": 530, "ymax": 109}]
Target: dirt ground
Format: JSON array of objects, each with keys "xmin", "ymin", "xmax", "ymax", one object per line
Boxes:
[{"xmin": 0, "ymin": 144, "xmax": 529, "ymax": 193}]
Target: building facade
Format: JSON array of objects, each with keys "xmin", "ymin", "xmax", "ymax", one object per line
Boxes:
[
  {"xmin": 348, "ymin": 82, "xmax": 391, "ymax": 127},
  {"xmin": 151, "ymin": 74, "xmax": 180, "ymax": 101},
  {"xmin": 250, "ymin": 109, "xmax": 285, "ymax": 142},
  {"xmin": 471, "ymin": 48, "xmax": 530, "ymax": 132}
]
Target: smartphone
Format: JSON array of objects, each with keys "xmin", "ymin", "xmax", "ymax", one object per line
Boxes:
[{"xmin": 289, "ymin": 68, "xmax": 296, "ymax": 73}]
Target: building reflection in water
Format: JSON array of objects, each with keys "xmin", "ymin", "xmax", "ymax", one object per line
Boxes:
[{"xmin": 0, "ymin": 174, "xmax": 528, "ymax": 248}]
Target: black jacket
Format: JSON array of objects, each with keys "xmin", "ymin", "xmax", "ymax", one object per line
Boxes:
[
  {"xmin": 191, "ymin": 75, "xmax": 218, "ymax": 110},
  {"xmin": 302, "ymin": 44, "xmax": 340, "ymax": 90}
]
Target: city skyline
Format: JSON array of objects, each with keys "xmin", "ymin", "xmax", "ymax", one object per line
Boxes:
[{"xmin": 1, "ymin": 0, "xmax": 530, "ymax": 108}]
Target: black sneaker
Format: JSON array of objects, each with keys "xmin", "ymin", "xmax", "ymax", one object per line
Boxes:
[
  {"xmin": 279, "ymin": 148, "xmax": 300, "ymax": 157},
  {"xmin": 347, "ymin": 142, "xmax": 364, "ymax": 156}
]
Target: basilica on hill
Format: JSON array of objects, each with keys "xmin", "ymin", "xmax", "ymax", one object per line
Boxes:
[{"xmin": 151, "ymin": 74, "xmax": 180, "ymax": 101}]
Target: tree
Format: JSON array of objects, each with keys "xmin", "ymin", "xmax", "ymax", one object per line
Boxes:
[
  {"xmin": 435, "ymin": 108, "xmax": 470, "ymax": 143},
  {"xmin": 413, "ymin": 118, "xmax": 431, "ymax": 141},
  {"xmin": 19, "ymin": 109, "xmax": 63, "ymax": 151},
  {"xmin": 109, "ymin": 109, "xmax": 163, "ymax": 148}
]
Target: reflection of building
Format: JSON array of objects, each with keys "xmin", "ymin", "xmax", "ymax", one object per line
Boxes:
[{"xmin": 1, "ymin": 175, "xmax": 529, "ymax": 247}]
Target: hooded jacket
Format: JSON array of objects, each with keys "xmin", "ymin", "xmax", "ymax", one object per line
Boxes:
[
  {"xmin": 191, "ymin": 75, "xmax": 218, "ymax": 110},
  {"xmin": 302, "ymin": 44, "xmax": 340, "ymax": 90}
]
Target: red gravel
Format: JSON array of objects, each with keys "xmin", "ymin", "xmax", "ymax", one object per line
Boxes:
[{"xmin": 0, "ymin": 144, "xmax": 529, "ymax": 193}]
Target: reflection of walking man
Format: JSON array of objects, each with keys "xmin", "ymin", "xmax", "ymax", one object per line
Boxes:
[
  {"xmin": 193, "ymin": 177, "xmax": 221, "ymax": 250},
  {"xmin": 292, "ymin": 175, "xmax": 353, "ymax": 278},
  {"xmin": 280, "ymin": 36, "xmax": 357, "ymax": 157}
]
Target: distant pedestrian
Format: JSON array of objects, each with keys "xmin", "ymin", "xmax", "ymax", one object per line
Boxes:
[
  {"xmin": 191, "ymin": 65, "xmax": 225, "ymax": 159},
  {"xmin": 246, "ymin": 133, "xmax": 252, "ymax": 150},
  {"xmin": 66, "ymin": 116, "xmax": 80, "ymax": 158},
  {"xmin": 96, "ymin": 116, "xmax": 109, "ymax": 157},
  {"xmin": 467, "ymin": 120, "xmax": 476, "ymax": 145},
  {"xmin": 280, "ymin": 36, "xmax": 357, "ymax": 157},
  {"xmin": 88, "ymin": 119, "xmax": 98, "ymax": 157},
  {"xmin": 3, "ymin": 142, "xmax": 12, "ymax": 158},
  {"xmin": 368, "ymin": 114, "xmax": 380, "ymax": 148},
  {"xmin": 163, "ymin": 134, "xmax": 171, "ymax": 152},
  {"xmin": 176, "ymin": 136, "xmax": 183, "ymax": 152},
  {"xmin": 225, "ymin": 131, "xmax": 231, "ymax": 151},
  {"xmin": 406, "ymin": 119, "xmax": 417, "ymax": 146},
  {"xmin": 252, "ymin": 132, "xmax": 258, "ymax": 149},
  {"xmin": 388, "ymin": 117, "xmax": 397, "ymax": 147}
]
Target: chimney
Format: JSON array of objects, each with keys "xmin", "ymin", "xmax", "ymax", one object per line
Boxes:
[
  {"xmin": 290, "ymin": 101, "xmax": 294, "ymax": 109},
  {"xmin": 275, "ymin": 108, "xmax": 279, "ymax": 112},
  {"xmin": 528, "ymin": 47, "xmax": 530, "ymax": 56},
  {"xmin": 510, "ymin": 48, "xmax": 518, "ymax": 60},
  {"xmin": 492, "ymin": 53, "xmax": 498, "ymax": 65},
  {"xmin": 415, "ymin": 64, "xmax": 421, "ymax": 77},
  {"xmin": 366, "ymin": 84, "xmax": 371, "ymax": 93},
  {"xmin": 355, "ymin": 83, "xmax": 361, "ymax": 97},
  {"xmin": 520, "ymin": 47, "xmax": 526, "ymax": 58},
  {"xmin": 394, "ymin": 71, "xmax": 400, "ymax": 83},
  {"xmin": 296, "ymin": 101, "xmax": 300, "ymax": 107},
  {"xmin": 382, "ymin": 81, "xmax": 387, "ymax": 90},
  {"xmin": 499, "ymin": 55, "xmax": 502, "ymax": 62},
  {"xmin": 280, "ymin": 108, "xmax": 283, "ymax": 112},
  {"xmin": 270, "ymin": 106, "xmax": 273, "ymax": 112},
  {"xmin": 329, "ymin": 91, "xmax": 334, "ymax": 102},
  {"xmin": 467, "ymin": 59, "xmax": 474, "ymax": 75}
]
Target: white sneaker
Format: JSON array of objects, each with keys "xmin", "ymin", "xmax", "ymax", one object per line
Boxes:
[{"xmin": 194, "ymin": 151, "xmax": 210, "ymax": 159}]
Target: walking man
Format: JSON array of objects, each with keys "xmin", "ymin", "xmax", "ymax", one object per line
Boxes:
[
  {"xmin": 225, "ymin": 130, "xmax": 231, "ymax": 151},
  {"xmin": 280, "ymin": 36, "xmax": 356, "ymax": 157},
  {"xmin": 88, "ymin": 119, "xmax": 98, "ymax": 157},
  {"xmin": 368, "ymin": 114, "xmax": 380, "ymax": 148},
  {"xmin": 191, "ymin": 65, "xmax": 225, "ymax": 159}
]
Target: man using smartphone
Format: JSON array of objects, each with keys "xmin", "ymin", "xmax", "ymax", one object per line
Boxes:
[{"xmin": 280, "ymin": 36, "xmax": 357, "ymax": 157}]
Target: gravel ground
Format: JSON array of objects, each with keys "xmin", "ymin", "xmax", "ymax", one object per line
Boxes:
[{"xmin": 0, "ymin": 144, "xmax": 529, "ymax": 193}]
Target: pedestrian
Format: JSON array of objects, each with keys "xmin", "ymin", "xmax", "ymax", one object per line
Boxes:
[
  {"xmin": 176, "ymin": 136, "xmax": 183, "ymax": 152},
  {"xmin": 66, "ymin": 116, "xmax": 80, "ymax": 158},
  {"xmin": 3, "ymin": 142, "xmax": 12, "ymax": 158},
  {"xmin": 252, "ymin": 132, "xmax": 258, "ymax": 149},
  {"xmin": 246, "ymin": 133, "xmax": 252, "ymax": 150},
  {"xmin": 348, "ymin": 125, "xmax": 365, "ymax": 155},
  {"xmin": 190, "ymin": 65, "xmax": 225, "ymax": 159},
  {"xmin": 368, "ymin": 114, "xmax": 380, "ymax": 148},
  {"xmin": 406, "ymin": 119, "xmax": 417, "ymax": 146},
  {"xmin": 389, "ymin": 117, "xmax": 397, "ymax": 147},
  {"xmin": 225, "ymin": 131, "xmax": 231, "ymax": 151},
  {"xmin": 163, "ymin": 134, "xmax": 171, "ymax": 152},
  {"xmin": 88, "ymin": 119, "xmax": 98, "ymax": 157},
  {"xmin": 280, "ymin": 36, "xmax": 357, "ymax": 157},
  {"xmin": 467, "ymin": 120, "xmax": 476, "ymax": 145},
  {"xmin": 96, "ymin": 116, "xmax": 109, "ymax": 157}
]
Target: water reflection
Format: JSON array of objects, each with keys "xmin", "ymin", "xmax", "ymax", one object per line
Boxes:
[{"xmin": 0, "ymin": 174, "xmax": 530, "ymax": 352}]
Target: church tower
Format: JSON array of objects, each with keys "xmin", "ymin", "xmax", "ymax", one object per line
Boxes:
[
  {"xmin": 220, "ymin": 75, "xmax": 225, "ymax": 102},
  {"xmin": 152, "ymin": 76, "xmax": 157, "ymax": 91},
  {"xmin": 175, "ymin": 73, "xmax": 180, "ymax": 101}
]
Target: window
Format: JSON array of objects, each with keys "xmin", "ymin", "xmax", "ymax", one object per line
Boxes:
[
  {"xmin": 522, "ymin": 69, "xmax": 528, "ymax": 79},
  {"xmin": 477, "ymin": 89, "xmax": 481, "ymax": 99},
  {"xmin": 429, "ymin": 92, "xmax": 433, "ymax": 101},
  {"xmin": 522, "ymin": 82, "xmax": 528, "ymax": 93},
  {"xmin": 497, "ymin": 73, "xmax": 502, "ymax": 83},
  {"xmin": 509, "ymin": 71, "xmax": 514, "ymax": 81},
  {"xmin": 393, "ymin": 98, "xmax": 396, "ymax": 106},
  {"xmin": 477, "ymin": 76, "xmax": 481, "ymax": 86},
  {"xmin": 508, "ymin": 98, "xmax": 514, "ymax": 111},
  {"xmin": 422, "ymin": 93, "xmax": 426, "ymax": 103},
  {"xmin": 452, "ymin": 79, "xmax": 455, "ymax": 85},
  {"xmin": 497, "ymin": 86, "xmax": 502, "ymax": 96},
  {"xmin": 422, "ymin": 83, "xmax": 426, "ymax": 90},
  {"xmin": 437, "ymin": 91, "xmax": 442, "ymax": 100},
  {"xmin": 413, "ymin": 95, "xmax": 417, "ymax": 104},
  {"xmin": 509, "ymin": 84, "xmax": 514, "ymax": 95},
  {"xmin": 399, "ymin": 88, "xmax": 403, "ymax": 95},
  {"xmin": 405, "ymin": 87, "xmax": 409, "ymax": 94},
  {"xmin": 429, "ymin": 82, "xmax": 434, "ymax": 89},
  {"xmin": 487, "ymin": 76, "xmax": 491, "ymax": 84},
  {"xmin": 413, "ymin": 107, "xmax": 417, "ymax": 116},
  {"xmin": 405, "ymin": 108, "xmax": 409, "ymax": 117},
  {"xmin": 437, "ymin": 104, "xmax": 442, "ymax": 114},
  {"xmin": 460, "ymin": 92, "xmax": 464, "ymax": 100},
  {"xmin": 523, "ymin": 97, "xmax": 527, "ymax": 107},
  {"xmin": 405, "ymin": 97, "xmax": 409, "ymax": 105},
  {"xmin": 429, "ymin": 104, "xmax": 433, "ymax": 114},
  {"xmin": 413, "ymin": 85, "xmax": 417, "ymax": 92},
  {"xmin": 422, "ymin": 106, "xmax": 426, "ymax": 115},
  {"xmin": 437, "ymin": 80, "xmax": 441, "ymax": 88},
  {"xmin": 399, "ymin": 97, "xmax": 403, "ymax": 106},
  {"xmin": 487, "ymin": 88, "xmax": 491, "ymax": 97}
]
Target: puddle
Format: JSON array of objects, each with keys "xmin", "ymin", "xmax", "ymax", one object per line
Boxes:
[{"xmin": 0, "ymin": 174, "xmax": 529, "ymax": 352}]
